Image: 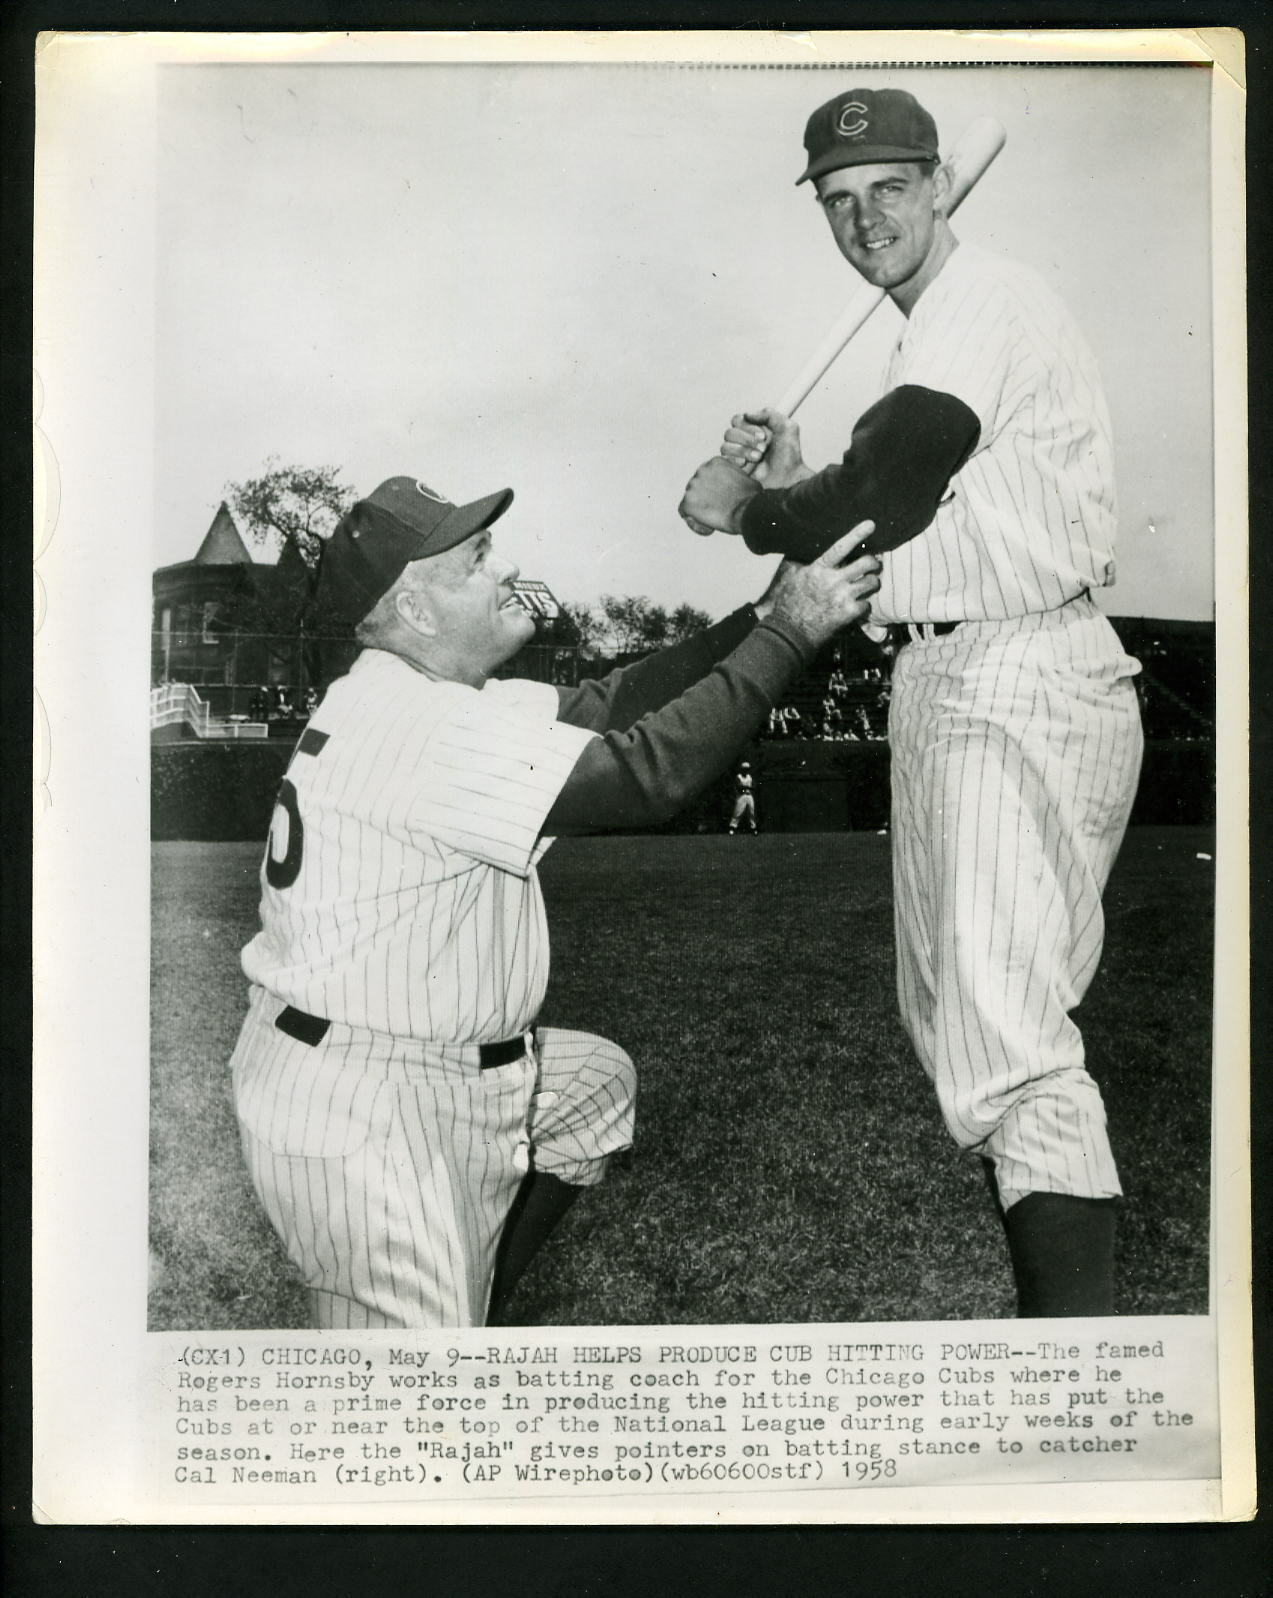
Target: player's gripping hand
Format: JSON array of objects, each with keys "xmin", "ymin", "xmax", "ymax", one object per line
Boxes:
[
  {"xmin": 759, "ymin": 522, "xmax": 882, "ymax": 646},
  {"xmin": 721, "ymin": 408, "xmax": 812, "ymax": 490},
  {"xmin": 678, "ymin": 456, "xmax": 757, "ymax": 537},
  {"xmin": 679, "ymin": 408, "xmax": 818, "ymax": 536}
]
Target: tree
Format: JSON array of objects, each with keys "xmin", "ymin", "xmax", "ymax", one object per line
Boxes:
[
  {"xmin": 668, "ymin": 602, "xmax": 715, "ymax": 642},
  {"xmin": 558, "ymin": 601, "xmax": 607, "ymax": 655},
  {"xmin": 601, "ymin": 594, "xmax": 669, "ymax": 655},
  {"xmin": 578, "ymin": 594, "xmax": 715, "ymax": 656},
  {"xmin": 227, "ymin": 459, "xmax": 355, "ymax": 569},
  {"xmin": 222, "ymin": 461, "xmax": 359, "ymax": 693}
]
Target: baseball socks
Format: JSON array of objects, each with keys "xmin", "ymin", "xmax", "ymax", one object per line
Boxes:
[
  {"xmin": 1002, "ymin": 1192, "xmax": 1118, "ymax": 1317},
  {"xmin": 486, "ymin": 1172, "xmax": 583, "ymax": 1325},
  {"xmin": 981, "ymin": 1161, "xmax": 1117, "ymax": 1315}
]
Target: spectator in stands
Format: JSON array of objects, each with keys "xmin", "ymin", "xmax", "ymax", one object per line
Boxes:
[
  {"xmin": 821, "ymin": 693, "xmax": 843, "ymax": 739},
  {"xmin": 828, "ymin": 664, "xmax": 849, "ymax": 699}
]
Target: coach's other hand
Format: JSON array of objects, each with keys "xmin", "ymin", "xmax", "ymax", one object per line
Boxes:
[
  {"xmin": 721, "ymin": 408, "xmax": 812, "ymax": 491},
  {"xmin": 757, "ymin": 523, "xmax": 881, "ymax": 644}
]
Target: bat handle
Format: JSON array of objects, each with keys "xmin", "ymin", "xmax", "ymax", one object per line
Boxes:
[
  {"xmin": 734, "ymin": 391, "xmax": 808, "ymax": 482},
  {"xmin": 735, "ymin": 281, "xmax": 889, "ymax": 477}
]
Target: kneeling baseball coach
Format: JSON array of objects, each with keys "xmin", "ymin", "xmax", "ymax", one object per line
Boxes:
[{"xmin": 228, "ymin": 472, "xmax": 881, "ymax": 1329}]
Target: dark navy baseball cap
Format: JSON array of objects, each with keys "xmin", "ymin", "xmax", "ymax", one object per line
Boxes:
[
  {"xmin": 318, "ymin": 476, "xmax": 513, "ymax": 625},
  {"xmin": 797, "ymin": 88, "xmax": 939, "ymax": 185}
]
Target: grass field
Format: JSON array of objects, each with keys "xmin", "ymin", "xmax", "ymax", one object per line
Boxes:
[{"xmin": 149, "ymin": 827, "xmax": 1214, "ymax": 1330}]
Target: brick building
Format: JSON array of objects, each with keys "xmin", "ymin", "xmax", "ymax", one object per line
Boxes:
[{"xmin": 152, "ymin": 504, "xmax": 576, "ymax": 733}]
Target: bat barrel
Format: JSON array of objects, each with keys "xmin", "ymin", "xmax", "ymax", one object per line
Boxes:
[{"xmin": 942, "ymin": 116, "xmax": 1007, "ymax": 217}]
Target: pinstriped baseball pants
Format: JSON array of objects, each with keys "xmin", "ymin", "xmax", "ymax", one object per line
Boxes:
[
  {"xmin": 888, "ymin": 596, "xmax": 1143, "ymax": 1210},
  {"xmin": 231, "ymin": 989, "xmax": 635, "ymax": 1328}
]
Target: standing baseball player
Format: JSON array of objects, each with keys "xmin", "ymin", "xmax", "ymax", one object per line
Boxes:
[
  {"xmin": 229, "ymin": 473, "xmax": 880, "ymax": 1328},
  {"xmin": 680, "ymin": 87, "xmax": 1144, "ymax": 1316},
  {"xmin": 728, "ymin": 761, "xmax": 758, "ymax": 834}
]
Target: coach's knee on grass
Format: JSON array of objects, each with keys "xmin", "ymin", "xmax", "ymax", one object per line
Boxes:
[{"xmin": 529, "ymin": 1029, "xmax": 636, "ymax": 1187}]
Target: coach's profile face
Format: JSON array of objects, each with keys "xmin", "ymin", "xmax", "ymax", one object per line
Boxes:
[
  {"xmin": 815, "ymin": 160, "xmax": 952, "ymax": 309},
  {"xmin": 399, "ymin": 530, "xmax": 535, "ymax": 684}
]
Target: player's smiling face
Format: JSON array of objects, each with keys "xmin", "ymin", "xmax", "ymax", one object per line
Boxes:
[
  {"xmin": 815, "ymin": 161, "xmax": 951, "ymax": 312},
  {"xmin": 413, "ymin": 530, "xmax": 535, "ymax": 684}
]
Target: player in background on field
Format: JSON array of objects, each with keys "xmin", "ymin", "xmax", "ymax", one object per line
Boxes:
[
  {"xmin": 681, "ymin": 87, "xmax": 1144, "ymax": 1317},
  {"xmin": 728, "ymin": 761, "xmax": 758, "ymax": 834},
  {"xmin": 229, "ymin": 473, "xmax": 881, "ymax": 1329}
]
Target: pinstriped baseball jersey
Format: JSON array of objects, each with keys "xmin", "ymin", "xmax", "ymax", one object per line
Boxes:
[
  {"xmin": 872, "ymin": 240, "xmax": 1144, "ymax": 1218},
  {"xmin": 241, "ymin": 647, "xmax": 595, "ymax": 1041},
  {"xmin": 874, "ymin": 244, "xmax": 1118, "ymax": 624},
  {"xmin": 230, "ymin": 644, "xmax": 636, "ymax": 1328}
]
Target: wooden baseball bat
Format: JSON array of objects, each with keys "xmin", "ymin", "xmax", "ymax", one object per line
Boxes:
[{"xmin": 771, "ymin": 116, "xmax": 1007, "ymax": 420}]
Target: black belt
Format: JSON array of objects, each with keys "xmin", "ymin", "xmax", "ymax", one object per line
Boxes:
[
  {"xmin": 477, "ymin": 1034, "xmax": 533, "ymax": 1068},
  {"xmin": 274, "ymin": 1005, "xmax": 531, "ymax": 1068},
  {"xmin": 884, "ymin": 620, "xmax": 962, "ymax": 651}
]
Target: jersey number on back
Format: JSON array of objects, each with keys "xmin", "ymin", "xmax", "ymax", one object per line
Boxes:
[{"xmin": 265, "ymin": 727, "xmax": 329, "ymax": 890}]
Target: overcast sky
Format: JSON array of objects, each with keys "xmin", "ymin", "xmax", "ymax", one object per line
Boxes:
[{"xmin": 155, "ymin": 60, "xmax": 1214, "ymax": 620}]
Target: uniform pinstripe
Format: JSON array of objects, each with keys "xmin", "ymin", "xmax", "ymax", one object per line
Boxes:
[
  {"xmin": 876, "ymin": 244, "xmax": 1143, "ymax": 1208},
  {"xmin": 230, "ymin": 647, "xmax": 636, "ymax": 1327},
  {"xmin": 875, "ymin": 246, "xmax": 1119, "ymax": 626}
]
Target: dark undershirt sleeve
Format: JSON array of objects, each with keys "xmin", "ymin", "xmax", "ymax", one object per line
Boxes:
[
  {"xmin": 738, "ymin": 384, "xmax": 981, "ymax": 562},
  {"xmin": 544, "ymin": 619, "xmax": 813, "ymax": 835},
  {"xmin": 555, "ymin": 604, "xmax": 759, "ymax": 733}
]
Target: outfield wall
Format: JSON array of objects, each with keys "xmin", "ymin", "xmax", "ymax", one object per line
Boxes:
[{"xmin": 151, "ymin": 738, "xmax": 1215, "ymax": 841}]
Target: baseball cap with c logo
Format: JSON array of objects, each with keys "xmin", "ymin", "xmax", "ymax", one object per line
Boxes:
[{"xmin": 797, "ymin": 87, "xmax": 940, "ymax": 185}]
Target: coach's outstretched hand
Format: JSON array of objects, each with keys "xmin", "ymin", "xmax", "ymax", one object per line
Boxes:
[{"xmin": 755, "ymin": 523, "xmax": 881, "ymax": 645}]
